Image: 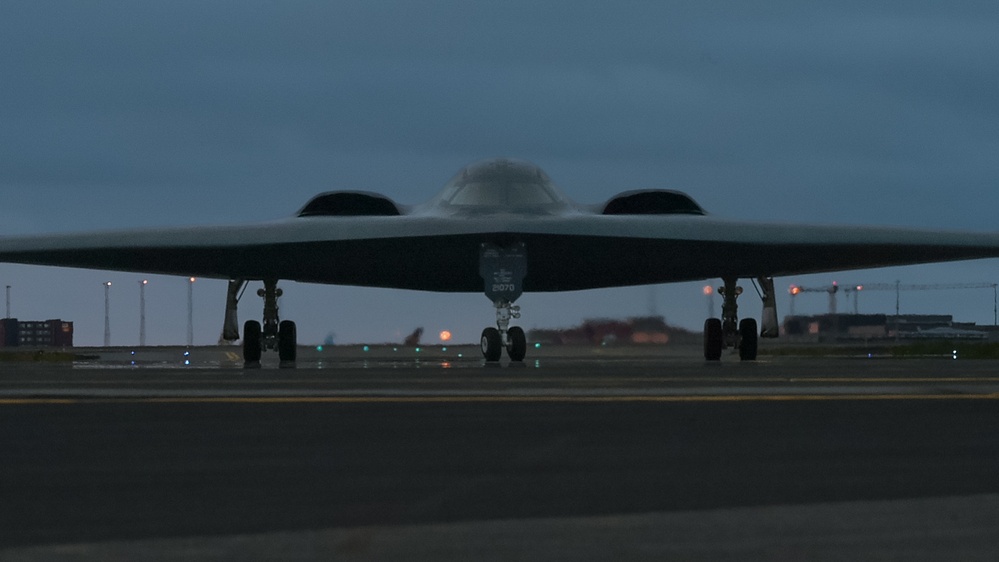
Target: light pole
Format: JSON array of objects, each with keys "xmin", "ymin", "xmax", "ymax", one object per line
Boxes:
[
  {"xmin": 187, "ymin": 277, "xmax": 195, "ymax": 346},
  {"xmin": 104, "ymin": 281, "xmax": 112, "ymax": 347},
  {"xmin": 5, "ymin": 285, "xmax": 10, "ymax": 319},
  {"xmin": 993, "ymin": 283, "xmax": 997, "ymax": 326},
  {"xmin": 139, "ymin": 279, "xmax": 148, "ymax": 347}
]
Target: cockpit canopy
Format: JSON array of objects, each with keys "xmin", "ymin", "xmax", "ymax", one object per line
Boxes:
[{"xmin": 432, "ymin": 159, "xmax": 575, "ymax": 214}]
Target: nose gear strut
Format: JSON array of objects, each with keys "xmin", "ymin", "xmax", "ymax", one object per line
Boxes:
[
  {"xmin": 481, "ymin": 299, "xmax": 526, "ymax": 361},
  {"xmin": 479, "ymin": 242, "xmax": 528, "ymax": 362}
]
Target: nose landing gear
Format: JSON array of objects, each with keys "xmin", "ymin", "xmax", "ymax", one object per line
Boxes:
[
  {"xmin": 481, "ymin": 300, "xmax": 527, "ymax": 362},
  {"xmin": 479, "ymin": 242, "xmax": 528, "ymax": 363}
]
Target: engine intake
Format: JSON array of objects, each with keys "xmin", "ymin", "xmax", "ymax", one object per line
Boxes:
[
  {"xmin": 601, "ymin": 190, "xmax": 705, "ymax": 215},
  {"xmin": 297, "ymin": 191, "xmax": 403, "ymax": 217}
]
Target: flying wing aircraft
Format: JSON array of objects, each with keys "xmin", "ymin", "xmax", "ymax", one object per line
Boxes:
[{"xmin": 3, "ymin": 157, "xmax": 999, "ymax": 364}]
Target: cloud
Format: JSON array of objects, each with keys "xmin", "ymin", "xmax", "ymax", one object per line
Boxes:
[{"xmin": 2, "ymin": 1, "xmax": 998, "ymax": 340}]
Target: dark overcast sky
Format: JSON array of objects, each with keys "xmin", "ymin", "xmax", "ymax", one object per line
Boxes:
[{"xmin": 2, "ymin": 1, "xmax": 998, "ymax": 346}]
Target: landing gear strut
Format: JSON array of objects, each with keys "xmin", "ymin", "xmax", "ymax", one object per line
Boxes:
[
  {"xmin": 479, "ymin": 242, "xmax": 528, "ymax": 362},
  {"xmin": 241, "ymin": 279, "xmax": 297, "ymax": 367},
  {"xmin": 481, "ymin": 300, "xmax": 527, "ymax": 362},
  {"xmin": 704, "ymin": 276, "xmax": 772, "ymax": 362},
  {"xmin": 220, "ymin": 279, "xmax": 246, "ymax": 344}
]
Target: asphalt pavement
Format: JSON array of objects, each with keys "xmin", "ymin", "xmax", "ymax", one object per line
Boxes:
[{"xmin": 2, "ymin": 347, "xmax": 999, "ymax": 560}]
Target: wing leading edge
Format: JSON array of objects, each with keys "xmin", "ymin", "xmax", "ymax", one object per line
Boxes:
[
  {"xmin": 6, "ymin": 158, "xmax": 999, "ymax": 364},
  {"xmin": 2, "ymin": 213, "xmax": 999, "ymax": 292}
]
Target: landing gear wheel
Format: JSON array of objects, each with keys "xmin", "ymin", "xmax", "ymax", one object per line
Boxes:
[
  {"xmin": 739, "ymin": 318, "xmax": 758, "ymax": 361},
  {"xmin": 243, "ymin": 320, "xmax": 262, "ymax": 365},
  {"xmin": 703, "ymin": 318, "xmax": 723, "ymax": 361},
  {"xmin": 507, "ymin": 326, "xmax": 527, "ymax": 361},
  {"xmin": 278, "ymin": 320, "xmax": 297, "ymax": 364},
  {"xmin": 481, "ymin": 327, "xmax": 502, "ymax": 362}
]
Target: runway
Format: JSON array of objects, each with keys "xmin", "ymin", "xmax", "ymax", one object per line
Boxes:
[{"xmin": 3, "ymin": 347, "xmax": 999, "ymax": 560}]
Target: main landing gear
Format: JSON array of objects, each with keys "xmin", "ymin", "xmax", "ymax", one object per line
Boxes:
[
  {"xmin": 703, "ymin": 276, "xmax": 778, "ymax": 362},
  {"xmin": 221, "ymin": 279, "xmax": 297, "ymax": 368}
]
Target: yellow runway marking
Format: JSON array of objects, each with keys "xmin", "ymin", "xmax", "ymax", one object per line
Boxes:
[
  {"xmin": 7, "ymin": 376, "xmax": 999, "ymax": 386},
  {"xmin": 5, "ymin": 393, "xmax": 999, "ymax": 405}
]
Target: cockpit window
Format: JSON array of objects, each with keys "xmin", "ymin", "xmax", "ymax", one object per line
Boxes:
[
  {"xmin": 436, "ymin": 159, "xmax": 571, "ymax": 211},
  {"xmin": 446, "ymin": 181, "xmax": 559, "ymax": 206}
]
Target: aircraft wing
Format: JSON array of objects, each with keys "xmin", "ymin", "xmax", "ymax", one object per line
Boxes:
[
  {"xmin": 11, "ymin": 159, "xmax": 995, "ymax": 364},
  {"xmin": 4, "ymin": 158, "xmax": 999, "ymax": 292},
  {"xmin": 2, "ymin": 213, "xmax": 999, "ymax": 292}
]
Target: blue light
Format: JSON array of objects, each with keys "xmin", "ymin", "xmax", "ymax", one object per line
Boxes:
[
  {"xmin": 415, "ymin": 347, "xmax": 421, "ymax": 353},
  {"xmin": 534, "ymin": 343, "xmax": 541, "ymax": 348},
  {"xmin": 183, "ymin": 351, "xmax": 190, "ymax": 357},
  {"xmin": 363, "ymin": 345, "xmax": 370, "ymax": 352},
  {"xmin": 316, "ymin": 345, "xmax": 324, "ymax": 352},
  {"xmin": 441, "ymin": 346, "xmax": 447, "ymax": 352}
]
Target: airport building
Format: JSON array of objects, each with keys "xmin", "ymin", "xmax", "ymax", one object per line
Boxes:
[
  {"xmin": 528, "ymin": 316, "xmax": 699, "ymax": 346},
  {"xmin": 0, "ymin": 318, "xmax": 74, "ymax": 348},
  {"xmin": 782, "ymin": 313, "xmax": 997, "ymax": 341}
]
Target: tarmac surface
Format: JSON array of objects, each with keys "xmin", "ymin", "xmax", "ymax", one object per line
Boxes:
[{"xmin": 3, "ymin": 344, "xmax": 999, "ymax": 560}]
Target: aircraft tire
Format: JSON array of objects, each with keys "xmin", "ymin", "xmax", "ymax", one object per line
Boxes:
[
  {"xmin": 243, "ymin": 320, "xmax": 262, "ymax": 365},
  {"xmin": 278, "ymin": 320, "xmax": 297, "ymax": 364},
  {"xmin": 739, "ymin": 318, "xmax": 758, "ymax": 361},
  {"xmin": 703, "ymin": 318, "xmax": 723, "ymax": 361},
  {"xmin": 481, "ymin": 327, "xmax": 502, "ymax": 362},
  {"xmin": 507, "ymin": 326, "xmax": 527, "ymax": 361}
]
